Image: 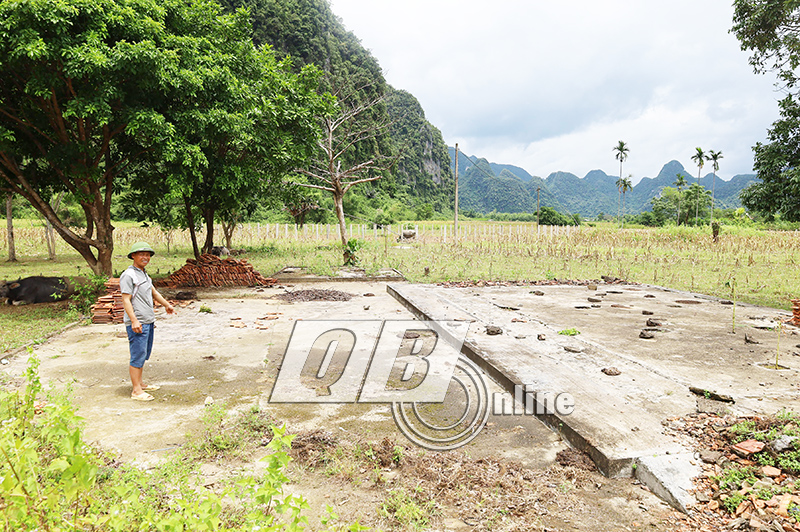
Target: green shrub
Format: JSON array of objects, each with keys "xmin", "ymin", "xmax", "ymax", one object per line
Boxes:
[
  {"xmin": 69, "ymin": 273, "xmax": 107, "ymax": 314},
  {"xmin": 722, "ymin": 492, "xmax": 746, "ymax": 513}
]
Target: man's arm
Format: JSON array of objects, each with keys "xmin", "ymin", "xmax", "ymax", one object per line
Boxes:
[
  {"xmin": 121, "ymin": 293, "xmax": 142, "ymax": 333},
  {"xmin": 152, "ymin": 287, "xmax": 175, "ymax": 315}
]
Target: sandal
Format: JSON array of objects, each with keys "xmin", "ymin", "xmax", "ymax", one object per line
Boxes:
[
  {"xmin": 131, "ymin": 392, "xmax": 154, "ymax": 402},
  {"xmin": 143, "ymin": 384, "xmax": 161, "ymax": 391}
]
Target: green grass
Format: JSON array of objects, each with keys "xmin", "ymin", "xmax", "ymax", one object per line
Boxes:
[{"xmin": 0, "ymin": 303, "xmax": 80, "ymax": 352}]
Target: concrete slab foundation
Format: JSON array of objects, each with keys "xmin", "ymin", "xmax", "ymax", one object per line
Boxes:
[{"xmin": 387, "ymin": 282, "xmax": 800, "ymax": 510}]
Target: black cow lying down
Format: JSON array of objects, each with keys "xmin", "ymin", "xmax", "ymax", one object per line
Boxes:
[{"xmin": 0, "ymin": 276, "xmax": 85, "ymax": 305}]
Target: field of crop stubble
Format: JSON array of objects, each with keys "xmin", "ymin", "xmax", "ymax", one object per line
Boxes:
[{"xmin": 1, "ymin": 220, "xmax": 798, "ymax": 351}]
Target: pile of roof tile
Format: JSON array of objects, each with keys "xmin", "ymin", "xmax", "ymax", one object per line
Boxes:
[
  {"xmin": 157, "ymin": 254, "xmax": 275, "ymax": 288},
  {"xmin": 91, "ymin": 278, "xmax": 124, "ymax": 324},
  {"xmin": 789, "ymin": 299, "xmax": 800, "ymax": 327}
]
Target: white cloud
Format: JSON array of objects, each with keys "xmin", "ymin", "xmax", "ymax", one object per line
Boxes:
[{"xmin": 329, "ymin": 0, "xmax": 782, "ymax": 182}]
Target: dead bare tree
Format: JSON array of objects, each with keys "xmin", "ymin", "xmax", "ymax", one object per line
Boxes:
[{"xmin": 295, "ymin": 87, "xmax": 393, "ymax": 260}]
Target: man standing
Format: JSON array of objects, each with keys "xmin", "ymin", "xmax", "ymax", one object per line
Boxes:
[{"xmin": 121, "ymin": 242, "xmax": 174, "ymax": 401}]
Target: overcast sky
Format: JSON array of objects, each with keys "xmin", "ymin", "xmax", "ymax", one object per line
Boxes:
[{"xmin": 327, "ymin": 0, "xmax": 781, "ymax": 183}]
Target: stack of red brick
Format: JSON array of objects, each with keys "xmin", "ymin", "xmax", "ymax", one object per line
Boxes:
[
  {"xmin": 91, "ymin": 278, "xmax": 124, "ymax": 324},
  {"xmin": 156, "ymin": 254, "xmax": 275, "ymax": 288},
  {"xmin": 790, "ymin": 299, "xmax": 800, "ymax": 327}
]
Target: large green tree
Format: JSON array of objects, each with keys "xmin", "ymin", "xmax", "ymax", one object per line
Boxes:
[
  {"xmin": 733, "ymin": 0, "xmax": 800, "ymax": 221},
  {"xmin": 134, "ymin": 51, "xmax": 328, "ymax": 258},
  {"xmin": 0, "ymin": 0, "xmax": 269, "ymax": 274},
  {"xmin": 684, "ymin": 183, "xmax": 713, "ymax": 221}
]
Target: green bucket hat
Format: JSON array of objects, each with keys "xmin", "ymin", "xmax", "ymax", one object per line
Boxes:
[{"xmin": 127, "ymin": 241, "xmax": 156, "ymax": 260}]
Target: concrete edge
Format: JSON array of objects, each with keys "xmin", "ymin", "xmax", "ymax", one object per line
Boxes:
[
  {"xmin": 387, "ymin": 282, "xmax": 700, "ymax": 512},
  {"xmin": 634, "ymin": 453, "xmax": 702, "ymax": 513}
]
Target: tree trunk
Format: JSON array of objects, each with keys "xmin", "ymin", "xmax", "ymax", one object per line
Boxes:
[
  {"xmin": 695, "ymin": 172, "xmax": 701, "ymax": 225},
  {"xmin": 184, "ymin": 195, "xmax": 200, "ymax": 259},
  {"xmin": 222, "ymin": 221, "xmax": 235, "ymax": 249},
  {"xmin": 201, "ymin": 207, "xmax": 215, "ymax": 254},
  {"xmin": 163, "ymin": 229, "xmax": 173, "ymax": 254},
  {"xmin": 6, "ymin": 193, "xmax": 16, "ymax": 262},
  {"xmin": 45, "ymin": 192, "xmax": 64, "ymax": 260},
  {"xmin": 711, "ymin": 173, "xmax": 716, "ymax": 225},
  {"xmin": 334, "ymin": 192, "xmax": 347, "ymax": 248}
]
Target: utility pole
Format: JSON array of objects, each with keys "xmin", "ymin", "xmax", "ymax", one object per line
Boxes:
[
  {"xmin": 454, "ymin": 143, "xmax": 459, "ymax": 239},
  {"xmin": 536, "ymin": 187, "xmax": 541, "ymax": 235}
]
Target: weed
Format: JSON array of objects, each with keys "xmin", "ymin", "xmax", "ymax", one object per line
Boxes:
[
  {"xmin": 199, "ymin": 304, "xmax": 212, "ymax": 313},
  {"xmin": 184, "ymin": 402, "xmax": 244, "ymax": 459},
  {"xmin": 238, "ymin": 404, "xmax": 274, "ymax": 439},
  {"xmin": 728, "ymin": 420, "xmax": 757, "ymax": 442},
  {"xmin": 558, "ymin": 328, "xmax": 580, "ymax": 336},
  {"xmin": 344, "ymin": 238, "xmax": 364, "ymax": 266},
  {"xmin": 722, "ymin": 492, "xmax": 747, "ymax": 513},
  {"xmin": 393, "ymin": 445, "xmax": 404, "ymax": 464},
  {"xmin": 713, "ymin": 465, "xmax": 758, "ymax": 491},
  {"xmin": 379, "ymin": 487, "xmax": 436, "ymax": 530}
]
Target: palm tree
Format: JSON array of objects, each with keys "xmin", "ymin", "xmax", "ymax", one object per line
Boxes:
[
  {"xmin": 615, "ymin": 176, "xmax": 625, "ymax": 226},
  {"xmin": 613, "ymin": 141, "xmax": 629, "ymax": 226},
  {"xmin": 691, "ymin": 147, "xmax": 708, "ymax": 225},
  {"xmin": 620, "ymin": 175, "xmax": 633, "ymax": 228},
  {"xmin": 674, "ymin": 173, "xmax": 687, "ymax": 225},
  {"xmin": 707, "ymin": 150, "xmax": 723, "ymax": 225}
]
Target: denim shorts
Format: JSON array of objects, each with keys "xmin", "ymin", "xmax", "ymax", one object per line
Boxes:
[{"xmin": 126, "ymin": 322, "xmax": 155, "ymax": 368}]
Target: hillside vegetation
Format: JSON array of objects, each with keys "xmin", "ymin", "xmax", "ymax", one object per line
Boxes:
[
  {"xmin": 217, "ymin": 0, "xmax": 455, "ymax": 218},
  {"xmin": 454, "ymin": 154, "xmax": 758, "ymax": 218}
]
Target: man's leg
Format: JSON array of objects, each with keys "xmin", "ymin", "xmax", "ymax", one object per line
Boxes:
[
  {"xmin": 127, "ymin": 324, "xmax": 150, "ymax": 397},
  {"xmin": 130, "ymin": 365, "xmax": 144, "ymax": 396}
]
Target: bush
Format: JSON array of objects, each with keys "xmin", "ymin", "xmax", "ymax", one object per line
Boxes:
[
  {"xmin": 70, "ymin": 273, "xmax": 107, "ymax": 314},
  {"xmin": 415, "ymin": 203, "xmax": 434, "ymax": 220},
  {"xmin": 538, "ymin": 206, "xmax": 576, "ymax": 226}
]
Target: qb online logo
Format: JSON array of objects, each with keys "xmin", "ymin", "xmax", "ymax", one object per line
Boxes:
[
  {"xmin": 269, "ymin": 320, "xmax": 487, "ymax": 450},
  {"xmin": 269, "ymin": 320, "xmax": 575, "ymax": 450}
]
